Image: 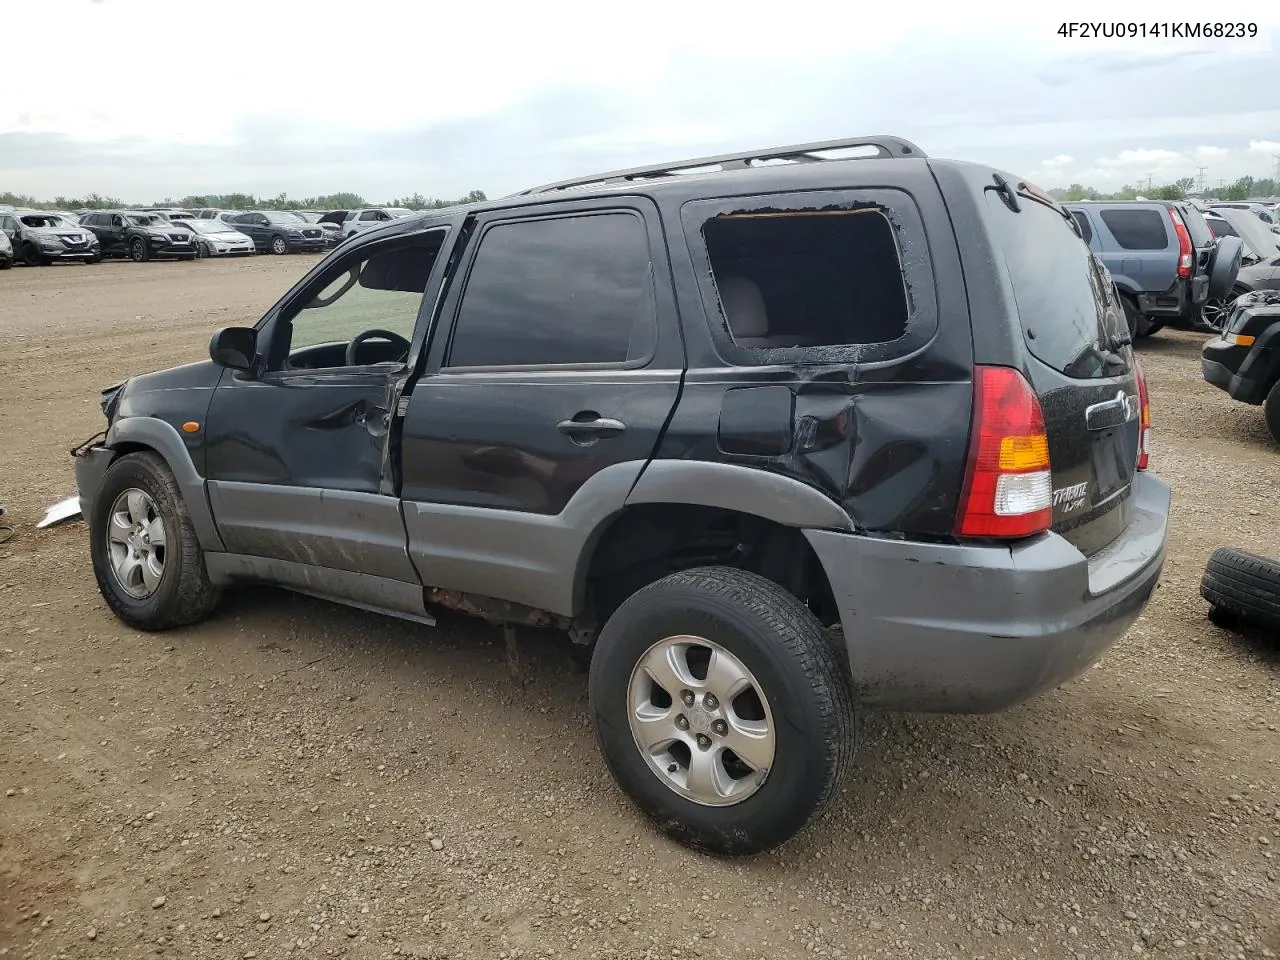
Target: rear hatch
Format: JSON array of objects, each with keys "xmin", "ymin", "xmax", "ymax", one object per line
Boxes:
[
  {"xmin": 1173, "ymin": 202, "xmax": 1216, "ymax": 305},
  {"xmin": 982, "ymin": 182, "xmax": 1141, "ymax": 557}
]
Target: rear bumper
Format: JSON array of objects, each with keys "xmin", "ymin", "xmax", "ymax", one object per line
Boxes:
[
  {"xmin": 1138, "ymin": 278, "xmax": 1199, "ymax": 322},
  {"xmin": 804, "ymin": 472, "xmax": 1171, "ymax": 713}
]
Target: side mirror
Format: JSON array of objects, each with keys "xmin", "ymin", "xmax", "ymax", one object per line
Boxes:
[{"xmin": 209, "ymin": 327, "xmax": 259, "ymax": 374}]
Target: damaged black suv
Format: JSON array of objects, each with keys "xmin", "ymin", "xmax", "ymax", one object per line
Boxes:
[{"xmin": 71, "ymin": 136, "xmax": 1171, "ymax": 855}]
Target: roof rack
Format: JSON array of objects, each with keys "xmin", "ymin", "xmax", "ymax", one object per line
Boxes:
[{"xmin": 512, "ymin": 135, "xmax": 926, "ymax": 197}]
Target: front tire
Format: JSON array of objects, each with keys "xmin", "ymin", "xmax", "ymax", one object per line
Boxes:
[
  {"xmin": 1265, "ymin": 379, "xmax": 1280, "ymax": 447},
  {"xmin": 89, "ymin": 452, "xmax": 220, "ymax": 631},
  {"xmin": 270, "ymin": 235, "xmax": 289, "ymax": 255},
  {"xmin": 588, "ymin": 566, "xmax": 858, "ymax": 856},
  {"xmin": 130, "ymin": 237, "xmax": 149, "ymax": 262}
]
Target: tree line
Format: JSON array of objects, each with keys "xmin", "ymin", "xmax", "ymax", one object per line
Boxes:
[
  {"xmin": 1049, "ymin": 175, "xmax": 1278, "ymax": 204},
  {"xmin": 0, "ymin": 189, "xmax": 488, "ymax": 211}
]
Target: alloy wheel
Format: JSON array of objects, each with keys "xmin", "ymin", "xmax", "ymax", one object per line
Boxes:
[
  {"xmin": 626, "ymin": 635, "xmax": 775, "ymax": 807},
  {"xmin": 105, "ymin": 488, "xmax": 167, "ymax": 599}
]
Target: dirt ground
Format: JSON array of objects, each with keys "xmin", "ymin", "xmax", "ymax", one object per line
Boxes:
[{"xmin": 1, "ymin": 257, "xmax": 1277, "ymax": 960}]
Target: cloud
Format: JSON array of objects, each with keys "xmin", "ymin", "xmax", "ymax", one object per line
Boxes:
[{"xmin": 2, "ymin": 1, "xmax": 1279, "ymax": 200}]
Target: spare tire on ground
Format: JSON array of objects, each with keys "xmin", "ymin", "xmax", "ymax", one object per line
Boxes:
[{"xmin": 1200, "ymin": 546, "xmax": 1280, "ymax": 632}]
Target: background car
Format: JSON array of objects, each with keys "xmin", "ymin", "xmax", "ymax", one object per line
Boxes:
[
  {"xmin": 80, "ymin": 211, "xmax": 197, "ymax": 262},
  {"xmin": 227, "ymin": 211, "xmax": 327, "ymax": 254},
  {"xmin": 293, "ymin": 211, "xmax": 343, "ymax": 247},
  {"xmin": 1210, "ymin": 202, "xmax": 1277, "ymax": 227},
  {"xmin": 0, "ymin": 210, "xmax": 102, "ymax": 265},
  {"xmin": 0, "ymin": 227, "xmax": 12, "ymax": 269},
  {"xmin": 341, "ymin": 207, "xmax": 415, "ymax": 239},
  {"xmin": 1064, "ymin": 200, "xmax": 1239, "ymax": 337},
  {"xmin": 1202, "ymin": 208, "xmax": 1280, "ymax": 326},
  {"xmin": 171, "ymin": 219, "xmax": 257, "ymax": 258}
]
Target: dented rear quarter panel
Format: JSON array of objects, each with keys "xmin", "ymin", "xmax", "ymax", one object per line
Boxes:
[{"xmin": 652, "ymin": 162, "xmax": 976, "ymax": 537}]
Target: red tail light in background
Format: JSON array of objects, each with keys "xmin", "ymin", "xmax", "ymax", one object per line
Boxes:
[
  {"xmin": 1135, "ymin": 361, "xmax": 1151, "ymax": 470},
  {"xmin": 1167, "ymin": 205, "xmax": 1194, "ymax": 278},
  {"xmin": 955, "ymin": 366, "xmax": 1053, "ymax": 539}
]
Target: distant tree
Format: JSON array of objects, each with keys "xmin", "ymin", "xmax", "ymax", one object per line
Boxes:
[
  {"xmin": 1223, "ymin": 182, "xmax": 1249, "ymax": 201},
  {"xmin": 1175, "ymin": 177, "xmax": 1195, "ymax": 193},
  {"xmin": 1153, "ymin": 184, "xmax": 1185, "ymax": 201}
]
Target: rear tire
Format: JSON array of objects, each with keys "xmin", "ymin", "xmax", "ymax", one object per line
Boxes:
[
  {"xmin": 588, "ymin": 566, "xmax": 858, "ymax": 856},
  {"xmin": 1200, "ymin": 546, "xmax": 1280, "ymax": 633},
  {"xmin": 89, "ymin": 452, "xmax": 221, "ymax": 631}
]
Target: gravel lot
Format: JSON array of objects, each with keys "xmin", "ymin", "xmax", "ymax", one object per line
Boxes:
[{"xmin": 1, "ymin": 258, "xmax": 1277, "ymax": 960}]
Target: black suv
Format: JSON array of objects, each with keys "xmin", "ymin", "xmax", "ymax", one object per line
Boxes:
[
  {"xmin": 1202, "ymin": 290, "xmax": 1280, "ymax": 443},
  {"xmin": 70, "ymin": 136, "xmax": 1171, "ymax": 855},
  {"xmin": 81, "ymin": 211, "xmax": 197, "ymax": 262}
]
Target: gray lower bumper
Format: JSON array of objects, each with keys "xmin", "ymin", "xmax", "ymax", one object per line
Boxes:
[{"xmin": 804, "ymin": 472, "xmax": 1172, "ymax": 713}]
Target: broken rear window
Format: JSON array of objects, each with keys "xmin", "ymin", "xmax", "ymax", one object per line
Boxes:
[{"xmin": 700, "ymin": 208, "xmax": 909, "ymax": 351}]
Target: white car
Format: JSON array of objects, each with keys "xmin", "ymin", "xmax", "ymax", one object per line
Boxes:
[
  {"xmin": 341, "ymin": 207, "xmax": 415, "ymax": 239},
  {"xmin": 173, "ymin": 219, "xmax": 257, "ymax": 257}
]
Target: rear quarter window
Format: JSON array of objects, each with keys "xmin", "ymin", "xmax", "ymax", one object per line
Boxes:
[
  {"xmin": 984, "ymin": 191, "xmax": 1130, "ymax": 380},
  {"xmin": 1099, "ymin": 208, "xmax": 1169, "ymax": 250}
]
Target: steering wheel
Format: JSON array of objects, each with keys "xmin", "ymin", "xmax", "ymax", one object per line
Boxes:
[{"xmin": 346, "ymin": 329, "xmax": 411, "ymax": 367}]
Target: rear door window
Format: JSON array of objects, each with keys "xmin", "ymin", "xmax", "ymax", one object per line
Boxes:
[
  {"xmin": 985, "ymin": 191, "xmax": 1130, "ymax": 380},
  {"xmin": 1099, "ymin": 209, "xmax": 1168, "ymax": 250}
]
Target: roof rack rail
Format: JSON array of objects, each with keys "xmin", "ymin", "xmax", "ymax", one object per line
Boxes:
[{"xmin": 511, "ymin": 135, "xmax": 926, "ymax": 197}]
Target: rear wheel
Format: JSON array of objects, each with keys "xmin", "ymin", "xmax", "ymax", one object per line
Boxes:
[
  {"xmin": 1120, "ymin": 295, "xmax": 1146, "ymax": 339},
  {"xmin": 588, "ymin": 566, "xmax": 858, "ymax": 855},
  {"xmin": 89, "ymin": 452, "xmax": 220, "ymax": 631}
]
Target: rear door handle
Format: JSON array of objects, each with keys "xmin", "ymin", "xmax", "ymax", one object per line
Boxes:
[{"xmin": 557, "ymin": 416, "xmax": 627, "ymax": 438}]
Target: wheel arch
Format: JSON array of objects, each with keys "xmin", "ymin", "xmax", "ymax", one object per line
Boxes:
[
  {"xmin": 576, "ymin": 471, "xmax": 847, "ymax": 629},
  {"xmin": 105, "ymin": 417, "xmax": 224, "ymax": 551}
]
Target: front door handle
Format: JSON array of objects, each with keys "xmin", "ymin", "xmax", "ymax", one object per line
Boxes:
[{"xmin": 557, "ymin": 415, "xmax": 627, "ymax": 438}]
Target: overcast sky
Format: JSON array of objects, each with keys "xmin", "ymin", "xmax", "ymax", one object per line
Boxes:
[{"xmin": 3, "ymin": 1, "xmax": 1279, "ymax": 202}]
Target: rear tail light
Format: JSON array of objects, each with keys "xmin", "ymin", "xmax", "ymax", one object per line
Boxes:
[
  {"xmin": 1135, "ymin": 361, "xmax": 1151, "ymax": 471},
  {"xmin": 955, "ymin": 366, "xmax": 1053, "ymax": 539},
  {"xmin": 1168, "ymin": 205, "xmax": 1193, "ymax": 278}
]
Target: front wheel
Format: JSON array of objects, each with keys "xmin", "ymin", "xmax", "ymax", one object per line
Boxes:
[
  {"xmin": 129, "ymin": 237, "xmax": 149, "ymax": 262},
  {"xmin": 588, "ymin": 566, "xmax": 858, "ymax": 856},
  {"xmin": 1265, "ymin": 379, "xmax": 1280, "ymax": 447},
  {"xmin": 89, "ymin": 451, "xmax": 221, "ymax": 631},
  {"xmin": 270, "ymin": 235, "xmax": 289, "ymax": 255}
]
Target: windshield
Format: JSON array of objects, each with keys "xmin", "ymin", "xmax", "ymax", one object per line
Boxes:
[
  {"xmin": 189, "ymin": 220, "xmax": 232, "ymax": 234},
  {"xmin": 985, "ymin": 190, "xmax": 1130, "ymax": 380},
  {"xmin": 387, "ymin": 208, "xmax": 413, "ymax": 217},
  {"xmin": 125, "ymin": 214, "xmax": 163, "ymax": 227},
  {"xmin": 20, "ymin": 214, "xmax": 68, "ymax": 228},
  {"xmin": 264, "ymin": 212, "xmax": 304, "ymax": 224},
  {"xmin": 294, "ymin": 212, "xmax": 319, "ymax": 222}
]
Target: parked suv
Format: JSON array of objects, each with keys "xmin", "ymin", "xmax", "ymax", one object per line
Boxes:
[
  {"xmin": 1202, "ymin": 290, "xmax": 1280, "ymax": 443},
  {"xmin": 1, "ymin": 210, "xmax": 102, "ymax": 265},
  {"xmin": 227, "ymin": 211, "xmax": 327, "ymax": 254},
  {"xmin": 1065, "ymin": 200, "xmax": 1240, "ymax": 338},
  {"xmin": 70, "ymin": 136, "xmax": 1171, "ymax": 855},
  {"xmin": 81, "ymin": 211, "xmax": 197, "ymax": 262}
]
